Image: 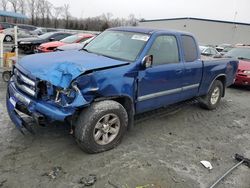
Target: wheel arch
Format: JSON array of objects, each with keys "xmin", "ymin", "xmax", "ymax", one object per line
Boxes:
[
  {"xmin": 208, "ymin": 74, "xmax": 226, "ymax": 97},
  {"xmin": 94, "ymin": 95, "xmax": 135, "ymax": 129}
]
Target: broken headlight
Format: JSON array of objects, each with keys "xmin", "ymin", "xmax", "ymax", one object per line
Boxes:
[
  {"xmin": 54, "ymin": 82, "xmax": 80, "ymax": 107},
  {"xmin": 37, "ymin": 80, "xmax": 79, "ymax": 107}
]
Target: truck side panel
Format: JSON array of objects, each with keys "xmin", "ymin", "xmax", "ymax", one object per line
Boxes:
[{"xmin": 198, "ymin": 59, "xmax": 238, "ymax": 96}]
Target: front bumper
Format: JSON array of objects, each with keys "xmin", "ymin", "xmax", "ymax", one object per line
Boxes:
[
  {"xmin": 234, "ymin": 74, "xmax": 250, "ymax": 86},
  {"xmin": 7, "ymin": 79, "xmax": 77, "ymax": 132}
]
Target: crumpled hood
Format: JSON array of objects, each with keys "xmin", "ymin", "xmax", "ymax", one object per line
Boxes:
[{"xmin": 17, "ymin": 51, "xmax": 129, "ymax": 88}]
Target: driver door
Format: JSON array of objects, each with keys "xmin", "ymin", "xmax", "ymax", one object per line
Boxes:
[{"xmin": 136, "ymin": 35, "xmax": 184, "ymax": 113}]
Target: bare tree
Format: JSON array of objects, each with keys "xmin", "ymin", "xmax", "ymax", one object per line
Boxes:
[
  {"xmin": 45, "ymin": 1, "xmax": 52, "ymax": 27},
  {"xmin": 18, "ymin": 0, "xmax": 26, "ymax": 15},
  {"xmin": 52, "ymin": 6, "xmax": 63, "ymax": 28},
  {"xmin": 1, "ymin": 0, "xmax": 8, "ymax": 11},
  {"xmin": 36, "ymin": 0, "xmax": 47, "ymax": 26},
  {"xmin": 27, "ymin": 0, "xmax": 36, "ymax": 25},
  {"xmin": 8, "ymin": 0, "xmax": 19, "ymax": 12},
  {"xmin": 128, "ymin": 14, "xmax": 137, "ymax": 26},
  {"xmin": 63, "ymin": 4, "xmax": 70, "ymax": 28}
]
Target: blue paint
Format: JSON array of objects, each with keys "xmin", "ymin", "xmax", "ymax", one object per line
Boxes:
[
  {"xmin": 7, "ymin": 27, "xmax": 238, "ymax": 132},
  {"xmin": 17, "ymin": 50, "xmax": 129, "ymax": 88}
]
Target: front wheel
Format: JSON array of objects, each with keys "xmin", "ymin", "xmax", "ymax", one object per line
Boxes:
[
  {"xmin": 75, "ymin": 100, "xmax": 128, "ymax": 153},
  {"xmin": 199, "ymin": 80, "xmax": 223, "ymax": 110}
]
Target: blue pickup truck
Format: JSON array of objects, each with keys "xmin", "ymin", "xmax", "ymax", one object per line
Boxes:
[{"xmin": 6, "ymin": 27, "xmax": 238, "ymax": 153}]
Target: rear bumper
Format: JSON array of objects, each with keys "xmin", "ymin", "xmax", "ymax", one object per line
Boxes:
[
  {"xmin": 7, "ymin": 79, "xmax": 76, "ymax": 131},
  {"xmin": 234, "ymin": 74, "xmax": 250, "ymax": 86}
]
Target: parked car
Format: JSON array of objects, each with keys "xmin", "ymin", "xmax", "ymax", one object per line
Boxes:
[
  {"xmin": 7, "ymin": 27, "xmax": 238, "ymax": 153},
  {"xmin": 200, "ymin": 46, "xmax": 221, "ymax": 57},
  {"xmin": 16, "ymin": 24, "xmax": 37, "ymax": 32},
  {"xmin": 224, "ymin": 46, "xmax": 250, "ymax": 86},
  {"xmin": 3, "ymin": 28, "xmax": 34, "ymax": 42},
  {"xmin": 216, "ymin": 44, "xmax": 233, "ymax": 52},
  {"xmin": 0, "ymin": 22, "xmax": 15, "ymax": 31},
  {"xmin": 220, "ymin": 46, "xmax": 233, "ymax": 56},
  {"xmin": 18, "ymin": 32, "xmax": 72, "ymax": 54},
  {"xmin": 30, "ymin": 27, "xmax": 47, "ymax": 35},
  {"xmin": 37, "ymin": 33, "xmax": 94, "ymax": 53},
  {"xmin": 55, "ymin": 36, "xmax": 95, "ymax": 51}
]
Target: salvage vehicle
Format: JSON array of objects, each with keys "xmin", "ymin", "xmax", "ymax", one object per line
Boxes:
[
  {"xmin": 6, "ymin": 27, "xmax": 238, "ymax": 153},
  {"xmin": 18, "ymin": 32, "xmax": 72, "ymax": 54},
  {"xmin": 224, "ymin": 46, "xmax": 250, "ymax": 86},
  {"xmin": 55, "ymin": 36, "xmax": 95, "ymax": 51},
  {"xmin": 37, "ymin": 33, "xmax": 94, "ymax": 53}
]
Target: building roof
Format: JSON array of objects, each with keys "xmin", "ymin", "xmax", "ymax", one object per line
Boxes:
[
  {"xmin": 0, "ymin": 10, "xmax": 28, "ymax": 19},
  {"xmin": 140, "ymin": 17, "xmax": 250, "ymax": 26}
]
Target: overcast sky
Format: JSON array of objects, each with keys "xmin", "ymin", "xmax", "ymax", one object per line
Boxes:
[{"xmin": 49, "ymin": 0, "xmax": 249, "ymax": 23}]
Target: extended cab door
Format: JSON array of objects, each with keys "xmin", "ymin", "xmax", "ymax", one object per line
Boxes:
[
  {"xmin": 180, "ymin": 35, "xmax": 203, "ymax": 100},
  {"xmin": 136, "ymin": 35, "xmax": 184, "ymax": 113}
]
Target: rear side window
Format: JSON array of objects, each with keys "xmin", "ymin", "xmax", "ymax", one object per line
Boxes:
[{"xmin": 181, "ymin": 35, "xmax": 198, "ymax": 62}]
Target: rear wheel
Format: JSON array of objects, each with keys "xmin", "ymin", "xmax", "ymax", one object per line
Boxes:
[
  {"xmin": 199, "ymin": 80, "xmax": 223, "ymax": 110},
  {"xmin": 75, "ymin": 100, "xmax": 128, "ymax": 153}
]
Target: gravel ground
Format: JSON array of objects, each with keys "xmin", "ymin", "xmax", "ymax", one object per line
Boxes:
[{"xmin": 0, "ymin": 74, "xmax": 250, "ymax": 187}]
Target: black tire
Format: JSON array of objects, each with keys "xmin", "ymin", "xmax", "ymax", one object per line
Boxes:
[
  {"xmin": 2, "ymin": 71, "xmax": 11, "ymax": 82},
  {"xmin": 4, "ymin": 35, "xmax": 13, "ymax": 42},
  {"xmin": 75, "ymin": 100, "xmax": 128, "ymax": 153},
  {"xmin": 199, "ymin": 80, "xmax": 223, "ymax": 110}
]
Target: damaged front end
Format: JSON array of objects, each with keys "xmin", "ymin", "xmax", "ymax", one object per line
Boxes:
[{"xmin": 6, "ymin": 66, "xmax": 92, "ymax": 134}]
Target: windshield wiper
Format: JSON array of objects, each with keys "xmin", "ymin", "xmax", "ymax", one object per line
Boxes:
[{"xmin": 82, "ymin": 48, "xmax": 89, "ymax": 52}]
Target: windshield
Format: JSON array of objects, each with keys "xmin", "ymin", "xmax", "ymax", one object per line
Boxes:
[
  {"xmin": 84, "ymin": 30, "xmax": 150, "ymax": 62},
  {"xmin": 61, "ymin": 34, "xmax": 83, "ymax": 43},
  {"xmin": 38, "ymin": 32, "xmax": 54, "ymax": 39},
  {"xmin": 225, "ymin": 47, "xmax": 250, "ymax": 60}
]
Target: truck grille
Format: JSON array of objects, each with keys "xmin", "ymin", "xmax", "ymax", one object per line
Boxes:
[{"xmin": 13, "ymin": 68, "xmax": 36, "ymax": 97}]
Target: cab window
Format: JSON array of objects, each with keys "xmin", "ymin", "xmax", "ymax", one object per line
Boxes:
[{"xmin": 147, "ymin": 35, "xmax": 179, "ymax": 66}]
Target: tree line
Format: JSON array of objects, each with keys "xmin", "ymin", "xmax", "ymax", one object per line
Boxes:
[{"xmin": 0, "ymin": 0, "xmax": 138, "ymax": 31}]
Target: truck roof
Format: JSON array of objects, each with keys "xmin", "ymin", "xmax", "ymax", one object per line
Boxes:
[{"xmin": 109, "ymin": 26, "xmax": 192, "ymax": 36}]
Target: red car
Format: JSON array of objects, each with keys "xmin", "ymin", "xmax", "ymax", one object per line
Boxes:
[
  {"xmin": 37, "ymin": 33, "xmax": 94, "ymax": 53},
  {"xmin": 224, "ymin": 46, "xmax": 250, "ymax": 86}
]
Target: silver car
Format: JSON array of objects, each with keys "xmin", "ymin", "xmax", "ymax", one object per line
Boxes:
[{"xmin": 3, "ymin": 28, "xmax": 35, "ymax": 42}]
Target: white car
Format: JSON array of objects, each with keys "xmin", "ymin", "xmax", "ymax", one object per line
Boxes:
[
  {"xmin": 56, "ymin": 36, "xmax": 95, "ymax": 51},
  {"xmin": 3, "ymin": 28, "xmax": 35, "ymax": 42}
]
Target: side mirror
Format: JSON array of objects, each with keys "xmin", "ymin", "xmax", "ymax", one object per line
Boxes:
[
  {"xmin": 49, "ymin": 37, "xmax": 55, "ymax": 41},
  {"xmin": 141, "ymin": 55, "xmax": 153, "ymax": 69}
]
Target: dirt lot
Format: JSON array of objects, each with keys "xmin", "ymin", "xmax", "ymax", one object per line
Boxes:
[{"xmin": 0, "ymin": 78, "xmax": 250, "ymax": 188}]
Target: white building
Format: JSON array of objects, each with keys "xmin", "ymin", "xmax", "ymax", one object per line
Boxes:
[{"xmin": 139, "ymin": 17, "xmax": 250, "ymax": 45}]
